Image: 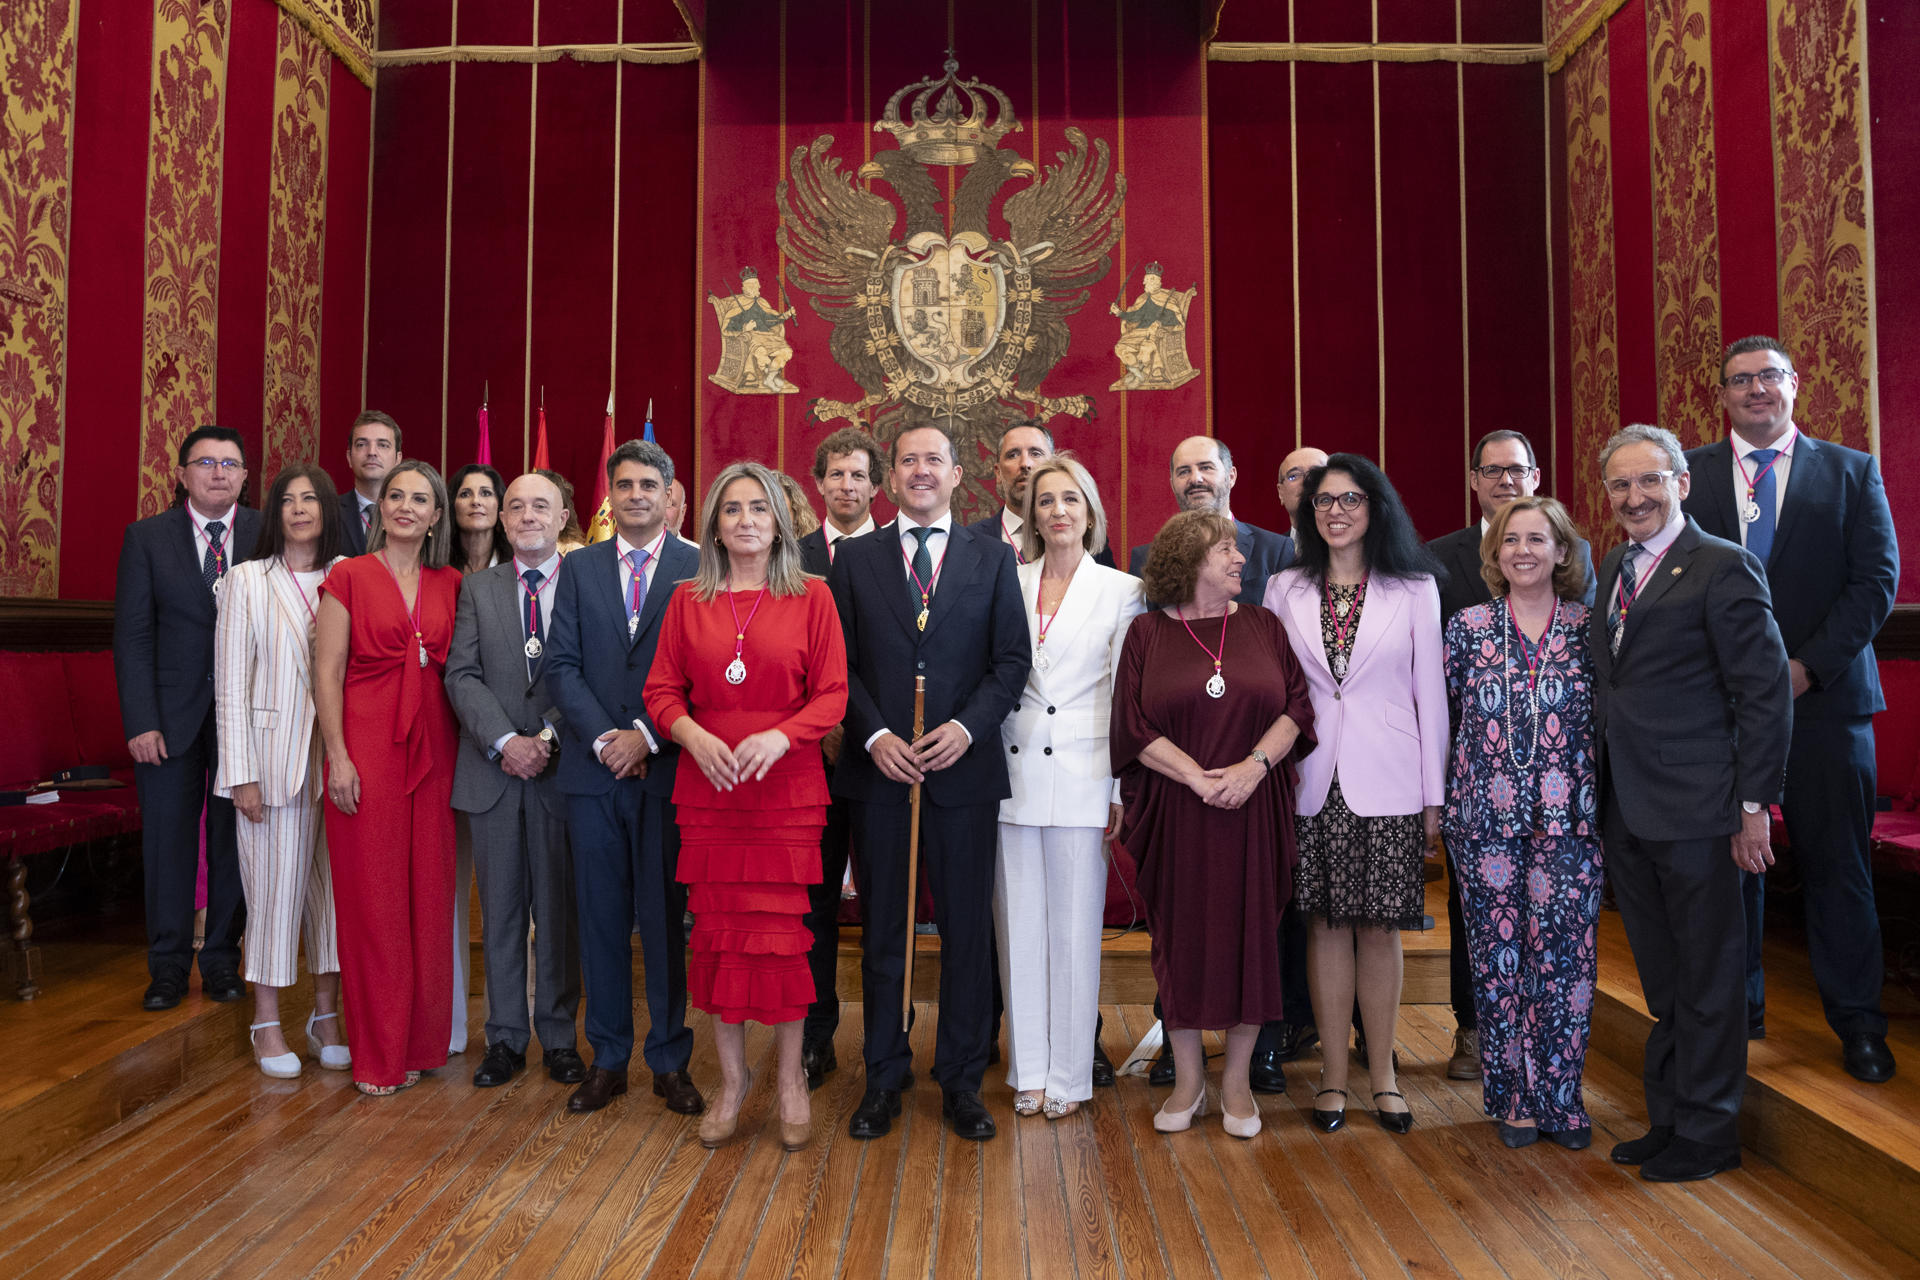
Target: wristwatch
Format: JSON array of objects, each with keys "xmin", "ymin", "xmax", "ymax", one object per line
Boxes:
[
  {"xmin": 538, "ymin": 726, "xmax": 558, "ymax": 751},
  {"xmin": 1250, "ymin": 749, "xmax": 1271, "ymax": 772},
  {"xmin": 1741, "ymin": 800, "xmax": 1762, "ymax": 815}
]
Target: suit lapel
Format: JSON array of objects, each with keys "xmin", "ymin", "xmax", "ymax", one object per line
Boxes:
[
  {"xmin": 633, "ymin": 538, "xmax": 690, "ymax": 645},
  {"xmin": 921, "ymin": 522, "xmax": 977, "ymax": 641},
  {"xmin": 581, "ymin": 540, "xmax": 629, "ymax": 647},
  {"xmin": 1028, "ymin": 555, "xmax": 1099, "ymax": 673},
  {"xmin": 1769, "ymin": 434, "xmax": 1818, "ymax": 563},
  {"xmin": 170, "ymin": 508, "xmax": 219, "ymax": 618},
  {"xmin": 1618, "ymin": 520, "xmax": 1699, "ymax": 654},
  {"xmin": 1343, "ymin": 575, "xmax": 1405, "ymax": 680},
  {"xmin": 1284, "ymin": 576, "xmax": 1333, "ymax": 676},
  {"xmin": 1695, "ymin": 440, "xmax": 1740, "ymax": 536},
  {"xmin": 870, "ymin": 521, "xmax": 920, "ymax": 638},
  {"xmin": 265, "ymin": 559, "xmax": 317, "ymax": 662}
]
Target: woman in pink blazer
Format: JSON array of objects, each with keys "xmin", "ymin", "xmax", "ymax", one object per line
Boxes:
[{"xmin": 1263, "ymin": 454, "xmax": 1447, "ymax": 1136}]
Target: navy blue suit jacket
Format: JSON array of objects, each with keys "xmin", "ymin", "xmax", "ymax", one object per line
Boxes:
[
  {"xmin": 965, "ymin": 511, "xmax": 1118, "ymax": 569},
  {"xmin": 827, "ymin": 520, "xmax": 1031, "ymax": 808},
  {"xmin": 114, "ymin": 505, "xmax": 263, "ymax": 750},
  {"xmin": 1683, "ymin": 435, "xmax": 1897, "ymax": 721},
  {"xmin": 1127, "ymin": 518, "xmax": 1293, "ymax": 606},
  {"xmin": 338, "ymin": 490, "xmax": 369, "ymax": 556},
  {"xmin": 544, "ymin": 533, "xmax": 700, "ymax": 798},
  {"xmin": 1427, "ymin": 522, "xmax": 1598, "ymax": 621}
]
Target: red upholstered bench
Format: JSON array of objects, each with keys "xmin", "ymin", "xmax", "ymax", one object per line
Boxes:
[{"xmin": 1871, "ymin": 659, "xmax": 1920, "ymax": 876}]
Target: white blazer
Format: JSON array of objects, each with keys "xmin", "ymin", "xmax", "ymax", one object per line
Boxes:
[
  {"xmin": 213, "ymin": 556, "xmax": 342, "ymax": 806},
  {"xmin": 1265, "ymin": 568, "xmax": 1448, "ymax": 819},
  {"xmin": 999, "ymin": 555, "xmax": 1146, "ymax": 828}
]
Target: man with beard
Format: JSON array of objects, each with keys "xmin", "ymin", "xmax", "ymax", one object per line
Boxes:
[{"xmin": 1129, "ymin": 436, "xmax": 1292, "ymax": 605}]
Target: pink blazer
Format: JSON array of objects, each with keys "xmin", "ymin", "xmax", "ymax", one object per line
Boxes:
[{"xmin": 1263, "ymin": 569, "xmax": 1448, "ymax": 818}]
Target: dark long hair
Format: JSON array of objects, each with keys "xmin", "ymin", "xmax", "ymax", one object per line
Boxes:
[
  {"xmin": 1290, "ymin": 453, "xmax": 1443, "ymax": 586},
  {"xmin": 447, "ymin": 463, "xmax": 511, "ymax": 571},
  {"xmin": 248, "ymin": 463, "xmax": 340, "ymax": 565}
]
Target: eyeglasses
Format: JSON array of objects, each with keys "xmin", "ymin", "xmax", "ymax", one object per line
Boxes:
[
  {"xmin": 184, "ymin": 458, "xmax": 243, "ymax": 472},
  {"xmin": 1724, "ymin": 368, "xmax": 1793, "ymax": 389},
  {"xmin": 1474, "ymin": 464, "xmax": 1534, "ymax": 482},
  {"xmin": 1603, "ymin": 470, "xmax": 1676, "ymax": 497},
  {"xmin": 1279, "ymin": 469, "xmax": 1309, "ymax": 485},
  {"xmin": 1310, "ymin": 491, "xmax": 1369, "ymax": 512}
]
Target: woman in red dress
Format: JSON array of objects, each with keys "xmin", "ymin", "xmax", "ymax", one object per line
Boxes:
[
  {"xmin": 644, "ymin": 461, "xmax": 848, "ymax": 1150},
  {"xmin": 314, "ymin": 459, "xmax": 464, "ymax": 1096}
]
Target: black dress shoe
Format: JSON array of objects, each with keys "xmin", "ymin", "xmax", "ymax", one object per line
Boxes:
[
  {"xmin": 544, "ymin": 1047, "xmax": 587, "ymax": 1084},
  {"xmin": 1640, "ymin": 1136, "xmax": 1741, "ymax": 1182},
  {"xmin": 1148, "ymin": 1042, "xmax": 1176, "ymax": 1088},
  {"xmin": 1372, "ymin": 1091, "xmax": 1413, "ymax": 1135},
  {"xmin": 1091, "ymin": 1043, "xmax": 1116, "ymax": 1088},
  {"xmin": 1609, "ymin": 1125, "xmax": 1674, "ymax": 1165},
  {"xmin": 1498, "ymin": 1121, "xmax": 1539, "ymax": 1148},
  {"xmin": 1273, "ymin": 1022, "xmax": 1318, "ymax": 1062},
  {"xmin": 566, "ymin": 1066, "xmax": 629, "ymax": 1113},
  {"xmin": 848, "ymin": 1089, "xmax": 902, "ymax": 1139},
  {"xmin": 1248, "ymin": 1049, "xmax": 1288, "ymax": 1094},
  {"xmin": 473, "ymin": 1042, "xmax": 525, "ymax": 1088},
  {"xmin": 943, "ymin": 1090, "xmax": 997, "ymax": 1141},
  {"xmin": 1748, "ymin": 1021, "xmax": 1767, "ymax": 1041},
  {"xmin": 653, "ymin": 1069, "xmax": 706, "ymax": 1115},
  {"xmin": 802, "ymin": 1039, "xmax": 837, "ymax": 1091},
  {"xmin": 202, "ymin": 970, "xmax": 247, "ymax": 1003},
  {"xmin": 1841, "ymin": 1033, "xmax": 1896, "ymax": 1084},
  {"xmin": 1542, "ymin": 1126, "xmax": 1592, "ymax": 1150},
  {"xmin": 142, "ymin": 976, "xmax": 186, "ymax": 1010},
  {"xmin": 1310, "ymin": 1088, "xmax": 1347, "ymax": 1133}
]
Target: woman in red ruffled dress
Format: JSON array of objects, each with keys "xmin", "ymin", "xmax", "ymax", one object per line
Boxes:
[{"xmin": 644, "ymin": 461, "xmax": 848, "ymax": 1151}]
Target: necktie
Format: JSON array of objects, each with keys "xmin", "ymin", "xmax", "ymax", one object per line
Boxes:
[
  {"xmin": 907, "ymin": 526, "xmax": 934, "ymax": 614},
  {"xmin": 1745, "ymin": 447, "xmax": 1779, "ymax": 565},
  {"xmin": 361, "ymin": 505, "xmax": 373, "ymax": 534},
  {"xmin": 1608, "ymin": 544, "xmax": 1640, "ymax": 657},
  {"xmin": 624, "ymin": 548, "xmax": 652, "ymax": 640},
  {"xmin": 522, "ymin": 567, "xmax": 545, "ymax": 676},
  {"xmin": 202, "ymin": 520, "xmax": 226, "ymax": 591}
]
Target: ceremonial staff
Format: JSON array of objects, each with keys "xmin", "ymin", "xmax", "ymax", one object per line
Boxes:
[{"xmin": 901, "ymin": 675, "xmax": 926, "ymax": 1031}]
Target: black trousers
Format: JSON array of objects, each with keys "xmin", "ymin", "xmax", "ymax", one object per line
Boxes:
[
  {"xmin": 1604, "ymin": 793, "xmax": 1746, "ymax": 1147},
  {"xmin": 852, "ymin": 798, "xmax": 997, "ymax": 1093},
  {"xmin": 1741, "ymin": 715, "xmax": 1886, "ymax": 1039},
  {"xmin": 137, "ymin": 713, "xmax": 243, "ymax": 982},
  {"xmin": 802, "ymin": 794, "xmax": 854, "ymax": 1043}
]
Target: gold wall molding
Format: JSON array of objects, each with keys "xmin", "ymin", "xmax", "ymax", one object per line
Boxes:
[
  {"xmin": 1647, "ymin": 0, "xmax": 1722, "ymax": 451},
  {"xmin": 1563, "ymin": 33, "xmax": 1620, "ymax": 552},
  {"xmin": 373, "ymin": 42, "xmax": 702, "ymax": 69},
  {"xmin": 1548, "ymin": 0, "xmax": 1632, "ymax": 72},
  {"xmin": 273, "ymin": 0, "xmax": 376, "ymax": 86},
  {"xmin": 262, "ymin": 13, "xmax": 331, "ymax": 481},
  {"xmin": 1208, "ymin": 41, "xmax": 1546, "ymax": 65}
]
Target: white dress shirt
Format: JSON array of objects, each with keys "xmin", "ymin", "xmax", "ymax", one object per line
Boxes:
[
  {"xmin": 596, "ymin": 528, "xmax": 670, "ymax": 760},
  {"xmin": 997, "ymin": 508, "xmax": 1027, "ymax": 561},
  {"xmin": 188, "ymin": 503, "xmax": 237, "ymax": 573},
  {"xmin": 1730, "ymin": 427, "xmax": 1796, "ymax": 548},
  {"xmin": 823, "ymin": 514, "xmax": 875, "ymax": 563}
]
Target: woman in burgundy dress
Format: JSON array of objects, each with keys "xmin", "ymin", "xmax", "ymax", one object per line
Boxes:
[
  {"xmin": 1112, "ymin": 510, "xmax": 1315, "ymax": 1139},
  {"xmin": 645, "ymin": 462, "xmax": 848, "ymax": 1150},
  {"xmin": 315, "ymin": 459, "xmax": 463, "ymax": 1096}
]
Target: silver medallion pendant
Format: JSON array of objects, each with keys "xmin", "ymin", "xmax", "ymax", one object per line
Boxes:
[
  {"xmin": 1034, "ymin": 649, "xmax": 1050, "ymax": 672},
  {"xmin": 725, "ymin": 656, "xmax": 747, "ymax": 685},
  {"xmin": 1331, "ymin": 652, "xmax": 1349, "ymax": 679},
  {"xmin": 1335, "ymin": 596, "xmax": 1352, "ymax": 618},
  {"xmin": 418, "ymin": 642, "xmax": 429, "ymax": 669},
  {"xmin": 1205, "ymin": 672, "xmax": 1226, "ymax": 699},
  {"xmin": 524, "ymin": 636, "xmax": 543, "ymax": 660},
  {"xmin": 1742, "ymin": 499, "xmax": 1762, "ymax": 524}
]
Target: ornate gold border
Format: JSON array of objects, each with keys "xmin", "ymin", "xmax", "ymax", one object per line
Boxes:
[
  {"xmin": 1647, "ymin": 0, "xmax": 1722, "ymax": 451},
  {"xmin": 274, "ymin": 0, "xmax": 376, "ymax": 87}
]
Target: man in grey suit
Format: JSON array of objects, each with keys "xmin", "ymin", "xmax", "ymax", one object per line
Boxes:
[
  {"xmin": 1592, "ymin": 424, "xmax": 1791, "ymax": 1183},
  {"xmin": 445, "ymin": 471, "xmax": 584, "ymax": 1089}
]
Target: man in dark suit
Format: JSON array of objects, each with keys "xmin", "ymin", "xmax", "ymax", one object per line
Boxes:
[
  {"xmin": 1128, "ymin": 436, "xmax": 1292, "ymax": 604},
  {"xmin": 797, "ymin": 426, "xmax": 883, "ymax": 1089},
  {"xmin": 967, "ymin": 418, "xmax": 1116, "ymax": 570},
  {"xmin": 829, "ymin": 423, "xmax": 1030, "ymax": 1141},
  {"xmin": 544, "ymin": 440, "xmax": 705, "ymax": 1117},
  {"xmin": 338, "ymin": 410, "xmax": 401, "ymax": 556},
  {"xmin": 114, "ymin": 425, "xmax": 262, "ymax": 1010},
  {"xmin": 445, "ymin": 471, "xmax": 584, "ymax": 1091},
  {"xmin": 1425, "ymin": 429, "xmax": 1598, "ymax": 1083},
  {"xmin": 1592, "ymin": 424, "xmax": 1791, "ymax": 1183},
  {"xmin": 1682, "ymin": 336, "xmax": 1899, "ymax": 1083}
]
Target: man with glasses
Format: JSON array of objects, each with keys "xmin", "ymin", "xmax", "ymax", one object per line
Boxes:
[
  {"xmin": 1681, "ymin": 336, "xmax": 1899, "ymax": 1083},
  {"xmin": 1425, "ymin": 430, "xmax": 1596, "ymax": 1079},
  {"xmin": 340, "ymin": 411, "xmax": 402, "ymax": 555},
  {"xmin": 114, "ymin": 426, "xmax": 262, "ymax": 1010},
  {"xmin": 1275, "ymin": 447, "xmax": 1328, "ymax": 533},
  {"xmin": 1592, "ymin": 424, "xmax": 1790, "ymax": 1182}
]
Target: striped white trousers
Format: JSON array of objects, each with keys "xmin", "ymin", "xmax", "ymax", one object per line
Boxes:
[
  {"xmin": 993, "ymin": 823, "xmax": 1108, "ymax": 1102},
  {"xmin": 236, "ymin": 792, "xmax": 340, "ymax": 987}
]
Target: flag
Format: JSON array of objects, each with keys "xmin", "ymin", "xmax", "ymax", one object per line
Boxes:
[
  {"xmin": 475, "ymin": 386, "xmax": 491, "ymax": 465},
  {"xmin": 643, "ymin": 397, "xmax": 655, "ymax": 444},
  {"xmin": 533, "ymin": 401, "xmax": 551, "ymax": 470},
  {"xmin": 588, "ymin": 393, "xmax": 616, "ymax": 543}
]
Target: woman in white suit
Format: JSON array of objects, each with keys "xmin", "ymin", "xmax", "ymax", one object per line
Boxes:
[
  {"xmin": 995, "ymin": 455, "xmax": 1145, "ymax": 1118},
  {"xmin": 214, "ymin": 463, "xmax": 350, "ymax": 1078}
]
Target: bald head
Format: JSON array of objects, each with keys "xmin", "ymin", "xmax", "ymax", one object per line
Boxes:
[
  {"xmin": 1277, "ymin": 446, "xmax": 1329, "ymax": 529},
  {"xmin": 1169, "ymin": 435, "xmax": 1236, "ymax": 514},
  {"xmin": 504, "ymin": 472, "xmax": 567, "ymax": 564}
]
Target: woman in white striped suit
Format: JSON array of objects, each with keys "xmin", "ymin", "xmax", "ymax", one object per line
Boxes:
[{"xmin": 214, "ymin": 463, "xmax": 351, "ymax": 1077}]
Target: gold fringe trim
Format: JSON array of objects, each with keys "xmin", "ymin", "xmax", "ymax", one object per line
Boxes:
[
  {"xmin": 374, "ymin": 42, "xmax": 703, "ymax": 69},
  {"xmin": 271, "ymin": 0, "xmax": 374, "ymax": 86},
  {"xmin": 1546, "ymin": 0, "xmax": 1631, "ymax": 73},
  {"xmin": 671, "ymin": 0, "xmax": 706, "ymax": 49},
  {"xmin": 1208, "ymin": 41, "xmax": 1546, "ymax": 65}
]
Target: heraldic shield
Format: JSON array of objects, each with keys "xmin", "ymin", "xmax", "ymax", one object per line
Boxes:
[{"xmin": 891, "ymin": 231, "xmax": 1007, "ymax": 390}]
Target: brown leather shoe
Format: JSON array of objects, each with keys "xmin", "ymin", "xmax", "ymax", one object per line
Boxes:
[
  {"xmin": 653, "ymin": 1069, "xmax": 707, "ymax": 1115},
  {"xmin": 566, "ymin": 1066, "xmax": 629, "ymax": 1113},
  {"xmin": 1447, "ymin": 1028, "xmax": 1482, "ymax": 1081}
]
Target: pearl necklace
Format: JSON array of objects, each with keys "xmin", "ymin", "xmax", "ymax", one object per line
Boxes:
[{"xmin": 1501, "ymin": 596, "xmax": 1558, "ymax": 770}]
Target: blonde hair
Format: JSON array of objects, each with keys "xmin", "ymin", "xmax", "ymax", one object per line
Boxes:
[
  {"xmin": 1479, "ymin": 495, "xmax": 1588, "ymax": 601},
  {"xmin": 689, "ymin": 461, "xmax": 812, "ymax": 601},
  {"xmin": 365, "ymin": 459, "xmax": 452, "ymax": 570},
  {"xmin": 1019, "ymin": 453, "xmax": 1109, "ymax": 561}
]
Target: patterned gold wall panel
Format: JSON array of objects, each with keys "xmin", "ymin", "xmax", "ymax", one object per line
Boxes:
[
  {"xmin": 0, "ymin": 0, "xmax": 76, "ymax": 596},
  {"xmin": 1564, "ymin": 34, "xmax": 1619, "ymax": 550},
  {"xmin": 262, "ymin": 13, "xmax": 330, "ymax": 481},
  {"xmin": 274, "ymin": 0, "xmax": 374, "ymax": 87},
  {"xmin": 1770, "ymin": 0, "xmax": 1874, "ymax": 452},
  {"xmin": 137, "ymin": 0, "xmax": 232, "ymax": 518},
  {"xmin": 1647, "ymin": 0, "xmax": 1721, "ymax": 450},
  {"xmin": 1548, "ymin": 0, "xmax": 1631, "ymax": 72}
]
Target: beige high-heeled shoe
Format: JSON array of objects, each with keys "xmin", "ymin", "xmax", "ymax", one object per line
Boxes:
[
  {"xmin": 699, "ymin": 1071, "xmax": 751, "ymax": 1148},
  {"xmin": 250, "ymin": 1021, "xmax": 301, "ymax": 1079},
  {"xmin": 1013, "ymin": 1090, "xmax": 1044, "ymax": 1117},
  {"xmin": 1153, "ymin": 1087, "xmax": 1208, "ymax": 1133}
]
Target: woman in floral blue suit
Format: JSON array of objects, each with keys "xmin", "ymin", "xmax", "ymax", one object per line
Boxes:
[{"xmin": 1442, "ymin": 496, "xmax": 1602, "ymax": 1150}]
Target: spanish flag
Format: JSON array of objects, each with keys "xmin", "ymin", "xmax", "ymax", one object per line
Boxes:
[{"xmin": 587, "ymin": 394, "xmax": 616, "ymax": 543}]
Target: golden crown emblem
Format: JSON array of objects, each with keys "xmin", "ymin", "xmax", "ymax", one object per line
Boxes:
[{"xmin": 872, "ymin": 54, "xmax": 1022, "ymax": 166}]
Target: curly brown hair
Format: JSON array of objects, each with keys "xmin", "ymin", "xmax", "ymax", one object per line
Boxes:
[
  {"xmin": 1479, "ymin": 496, "xmax": 1589, "ymax": 601},
  {"xmin": 1141, "ymin": 509, "xmax": 1237, "ymax": 607}
]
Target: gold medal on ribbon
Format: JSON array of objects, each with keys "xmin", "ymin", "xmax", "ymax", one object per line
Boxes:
[{"xmin": 916, "ymin": 607, "xmax": 929, "ymax": 632}]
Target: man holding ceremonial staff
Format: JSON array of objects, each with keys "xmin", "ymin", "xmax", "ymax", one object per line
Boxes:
[{"xmin": 828, "ymin": 423, "xmax": 1031, "ymax": 1141}]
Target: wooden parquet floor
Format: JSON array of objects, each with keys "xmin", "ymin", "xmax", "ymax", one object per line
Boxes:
[{"xmin": 4, "ymin": 995, "xmax": 1916, "ymax": 1280}]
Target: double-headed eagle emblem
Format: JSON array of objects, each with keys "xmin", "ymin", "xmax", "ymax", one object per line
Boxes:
[{"xmin": 777, "ymin": 55, "xmax": 1126, "ymax": 483}]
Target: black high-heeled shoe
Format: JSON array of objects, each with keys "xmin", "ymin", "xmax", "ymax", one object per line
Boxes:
[
  {"xmin": 1310, "ymin": 1087, "xmax": 1347, "ymax": 1133},
  {"xmin": 1372, "ymin": 1090, "xmax": 1413, "ymax": 1135}
]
